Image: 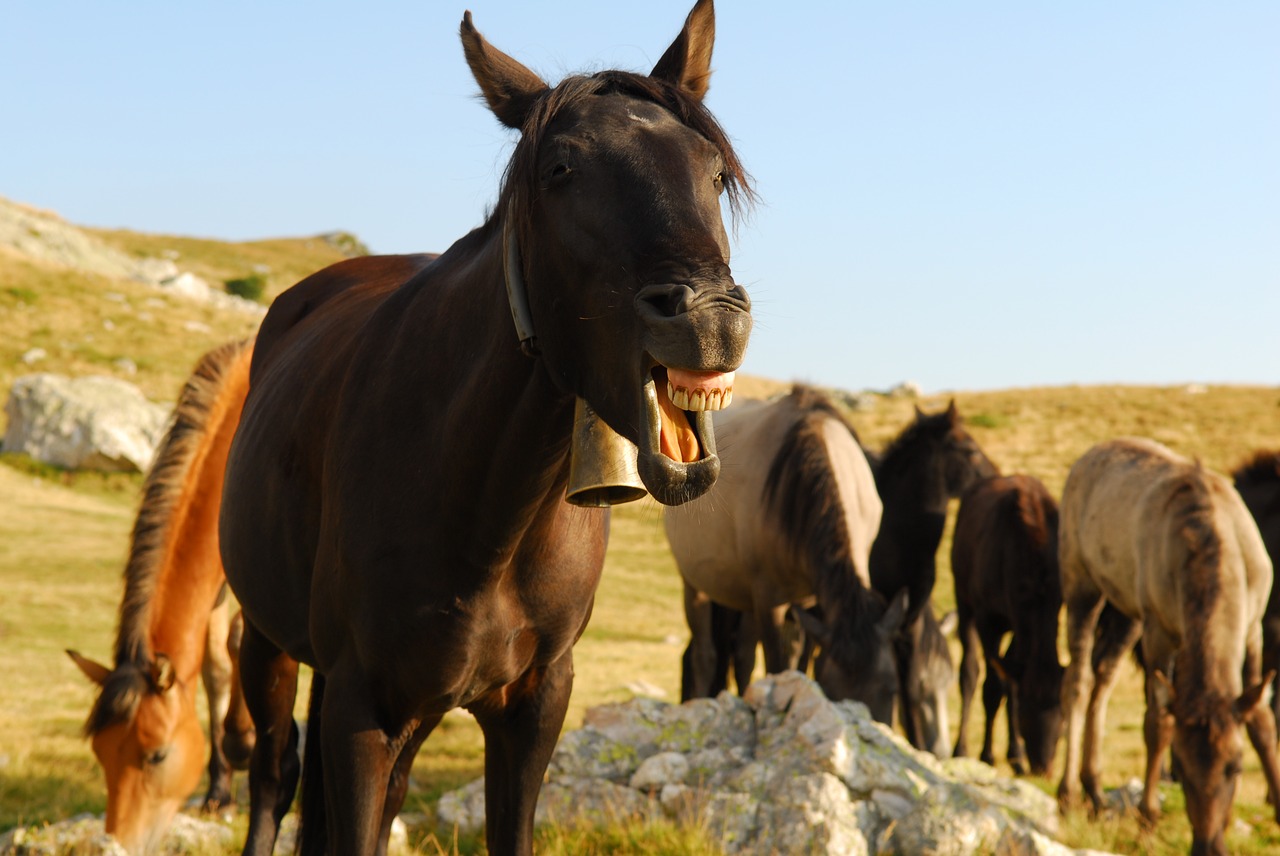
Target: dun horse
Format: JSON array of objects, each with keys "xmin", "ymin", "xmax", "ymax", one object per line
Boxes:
[
  {"xmin": 867, "ymin": 401, "xmax": 998, "ymax": 756},
  {"xmin": 1234, "ymin": 450, "xmax": 1280, "ymax": 727},
  {"xmin": 951, "ymin": 474, "xmax": 1064, "ymax": 775},
  {"xmin": 217, "ymin": 3, "xmax": 753, "ymax": 854},
  {"xmin": 666, "ymin": 385, "xmax": 905, "ymax": 723},
  {"xmin": 67, "ymin": 338, "xmax": 253, "ymax": 854},
  {"xmin": 1057, "ymin": 438, "xmax": 1280, "ymax": 856}
]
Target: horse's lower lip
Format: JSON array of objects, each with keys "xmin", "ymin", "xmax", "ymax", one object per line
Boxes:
[{"xmin": 636, "ymin": 376, "xmax": 720, "ymax": 505}]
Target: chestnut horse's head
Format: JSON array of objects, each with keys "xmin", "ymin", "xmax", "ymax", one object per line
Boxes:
[
  {"xmin": 462, "ymin": 0, "xmax": 752, "ymax": 505},
  {"xmin": 68, "ymin": 650, "xmax": 205, "ymax": 854}
]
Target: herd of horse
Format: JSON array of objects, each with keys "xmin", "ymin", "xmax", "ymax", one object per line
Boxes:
[{"xmin": 56, "ymin": 3, "xmax": 1280, "ymax": 855}]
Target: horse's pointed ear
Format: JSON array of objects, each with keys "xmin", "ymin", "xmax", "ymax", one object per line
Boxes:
[
  {"xmin": 67, "ymin": 649, "xmax": 110, "ymax": 686},
  {"xmin": 791, "ymin": 605, "xmax": 832, "ymax": 648},
  {"xmin": 913, "ymin": 404, "xmax": 925, "ymax": 419},
  {"xmin": 150, "ymin": 654, "xmax": 175, "ymax": 692},
  {"xmin": 946, "ymin": 399, "xmax": 958, "ymax": 420},
  {"xmin": 1235, "ymin": 671, "xmax": 1276, "ymax": 720},
  {"xmin": 460, "ymin": 11, "xmax": 549, "ymax": 130},
  {"xmin": 650, "ymin": 0, "xmax": 715, "ymax": 101}
]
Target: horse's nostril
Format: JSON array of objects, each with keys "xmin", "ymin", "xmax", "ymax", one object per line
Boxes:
[{"xmin": 638, "ymin": 284, "xmax": 696, "ymax": 317}]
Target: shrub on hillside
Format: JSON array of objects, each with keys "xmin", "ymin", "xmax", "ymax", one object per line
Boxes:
[{"xmin": 224, "ymin": 272, "xmax": 267, "ymax": 303}]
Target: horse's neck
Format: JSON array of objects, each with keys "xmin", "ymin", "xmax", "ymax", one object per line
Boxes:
[
  {"xmin": 369, "ymin": 237, "xmax": 583, "ymax": 558},
  {"xmin": 877, "ymin": 453, "xmax": 948, "ymax": 519}
]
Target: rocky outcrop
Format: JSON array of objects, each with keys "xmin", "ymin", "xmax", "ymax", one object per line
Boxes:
[
  {"xmin": 438, "ymin": 672, "xmax": 1113, "ymax": 855},
  {"xmin": 3, "ymin": 373, "xmax": 170, "ymax": 472},
  {"xmin": 0, "ymin": 197, "xmax": 262, "ymax": 315}
]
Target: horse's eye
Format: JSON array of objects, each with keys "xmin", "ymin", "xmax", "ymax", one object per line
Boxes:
[
  {"xmin": 144, "ymin": 747, "xmax": 169, "ymax": 766},
  {"xmin": 545, "ymin": 163, "xmax": 572, "ymax": 185},
  {"xmin": 713, "ymin": 171, "xmax": 724, "ymax": 192}
]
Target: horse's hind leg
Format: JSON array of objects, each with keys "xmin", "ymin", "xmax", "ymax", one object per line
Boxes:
[
  {"xmin": 201, "ymin": 593, "xmax": 235, "ymax": 811},
  {"xmin": 979, "ymin": 632, "xmax": 1017, "ymax": 773},
  {"xmin": 472, "ymin": 652, "xmax": 575, "ymax": 856},
  {"xmin": 239, "ymin": 618, "xmax": 301, "ymax": 856},
  {"xmin": 953, "ymin": 605, "xmax": 981, "ymax": 759}
]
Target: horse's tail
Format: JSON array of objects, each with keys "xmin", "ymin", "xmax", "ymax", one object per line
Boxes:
[
  {"xmin": 114, "ymin": 337, "xmax": 254, "ymax": 667},
  {"xmin": 1004, "ymin": 479, "xmax": 1061, "ymax": 617},
  {"xmin": 298, "ymin": 671, "xmax": 327, "ymax": 856}
]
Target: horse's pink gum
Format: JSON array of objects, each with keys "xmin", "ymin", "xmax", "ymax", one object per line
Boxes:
[{"xmin": 667, "ymin": 368, "xmax": 735, "ymax": 392}]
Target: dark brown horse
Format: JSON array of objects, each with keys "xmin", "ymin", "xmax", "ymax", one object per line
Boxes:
[
  {"xmin": 951, "ymin": 474, "xmax": 1064, "ymax": 776},
  {"xmin": 67, "ymin": 338, "xmax": 253, "ymax": 853},
  {"xmin": 1057, "ymin": 438, "xmax": 1280, "ymax": 856},
  {"xmin": 1234, "ymin": 450, "xmax": 1280, "ymax": 728},
  {"xmin": 217, "ymin": 3, "xmax": 753, "ymax": 854},
  {"xmin": 867, "ymin": 401, "xmax": 999, "ymax": 756}
]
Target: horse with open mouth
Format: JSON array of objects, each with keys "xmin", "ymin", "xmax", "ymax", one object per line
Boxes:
[{"xmin": 218, "ymin": 2, "xmax": 752, "ymax": 853}]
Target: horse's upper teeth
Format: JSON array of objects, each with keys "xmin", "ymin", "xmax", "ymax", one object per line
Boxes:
[{"xmin": 667, "ymin": 381, "xmax": 733, "ymax": 412}]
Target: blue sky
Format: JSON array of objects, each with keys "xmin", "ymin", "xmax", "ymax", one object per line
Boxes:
[{"xmin": 5, "ymin": 1, "xmax": 1277, "ymax": 392}]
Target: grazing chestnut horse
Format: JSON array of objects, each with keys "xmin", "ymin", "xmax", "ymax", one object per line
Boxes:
[
  {"xmin": 951, "ymin": 474, "xmax": 1064, "ymax": 776},
  {"xmin": 1234, "ymin": 450, "xmax": 1280, "ymax": 727},
  {"xmin": 1057, "ymin": 438, "xmax": 1280, "ymax": 856},
  {"xmin": 217, "ymin": 3, "xmax": 753, "ymax": 854},
  {"xmin": 67, "ymin": 338, "xmax": 253, "ymax": 854},
  {"xmin": 867, "ymin": 401, "xmax": 998, "ymax": 757},
  {"xmin": 667, "ymin": 385, "xmax": 905, "ymax": 723}
]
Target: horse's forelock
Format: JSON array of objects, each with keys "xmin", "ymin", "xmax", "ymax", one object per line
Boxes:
[
  {"xmin": 498, "ymin": 69, "xmax": 755, "ymax": 247},
  {"xmin": 84, "ymin": 664, "xmax": 148, "ymax": 737}
]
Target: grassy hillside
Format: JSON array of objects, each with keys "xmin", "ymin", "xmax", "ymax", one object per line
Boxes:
[{"xmin": 2, "ymin": 207, "xmax": 1279, "ymax": 853}]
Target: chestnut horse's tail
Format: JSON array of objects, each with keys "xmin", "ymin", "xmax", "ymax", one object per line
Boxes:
[{"xmin": 298, "ymin": 671, "xmax": 327, "ymax": 856}]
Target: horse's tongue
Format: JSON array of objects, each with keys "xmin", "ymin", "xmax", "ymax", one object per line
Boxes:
[
  {"xmin": 657, "ymin": 368, "xmax": 736, "ymax": 463},
  {"xmin": 658, "ymin": 384, "xmax": 700, "ymax": 463}
]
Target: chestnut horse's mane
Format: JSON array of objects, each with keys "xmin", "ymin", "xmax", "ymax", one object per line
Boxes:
[{"xmin": 113, "ymin": 338, "xmax": 253, "ymax": 669}]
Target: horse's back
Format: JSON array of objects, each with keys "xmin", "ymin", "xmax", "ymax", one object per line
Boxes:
[
  {"xmin": 664, "ymin": 396, "xmax": 792, "ymax": 610},
  {"xmin": 954, "ymin": 474, "xmax": 1058, "ymax": 615},
  {"xmin": 1061, "ymin": 438, "xmax": 1270, "ymax": 626}
]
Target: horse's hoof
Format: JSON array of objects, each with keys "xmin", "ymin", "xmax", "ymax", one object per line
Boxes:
[
  {"xmin": 1010, "ymin": 758, "xmax": 1028, "ymax": 776},
  {"xmin": 1138, "ymin": 804, "xmax": 1160, "ymax": 827}
]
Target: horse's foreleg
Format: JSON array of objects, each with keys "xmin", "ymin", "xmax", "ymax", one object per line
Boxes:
[
  {"xmin": 1242, "ymin": 629, "xmax": 1280, "ymax": 818},
  {"xmin": 222, "ymin": 610, "xmax": 255, "ymax": 770},
  {"xmin": 953, "ymin": 608, "xmax": 980, "ymax": 759},
  {"xmin": 238, "ymin": 619, "xmax": 301, "ymax": 856},
  {"xmin": 374, "ymin": 716, "xmax": 440, "ymax": 856},
  {"xmin": 1057, "ymin": 592, "xmax": 1104, "ymax": 812},
  {"xmin": 755, "ymin": 602, "xmax": 792, "ymax": 675},
  {"xmin": 681, "ymin": 584, "xmax": 719, "ymax": 700},
  {"xmin": 472, "ymin": 654, "xmax": 575, "ymax": 856},
  {"xmin": 1082, "ymin": 612, "xmax": 1142, "ymax": 813},
  {"xmin": 201, "ymin": 594, "xmax": 235, "ymax": 812},
  {"xmin": 315, "ymin": 666, "xmax": 396, "ymax": 856}
]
